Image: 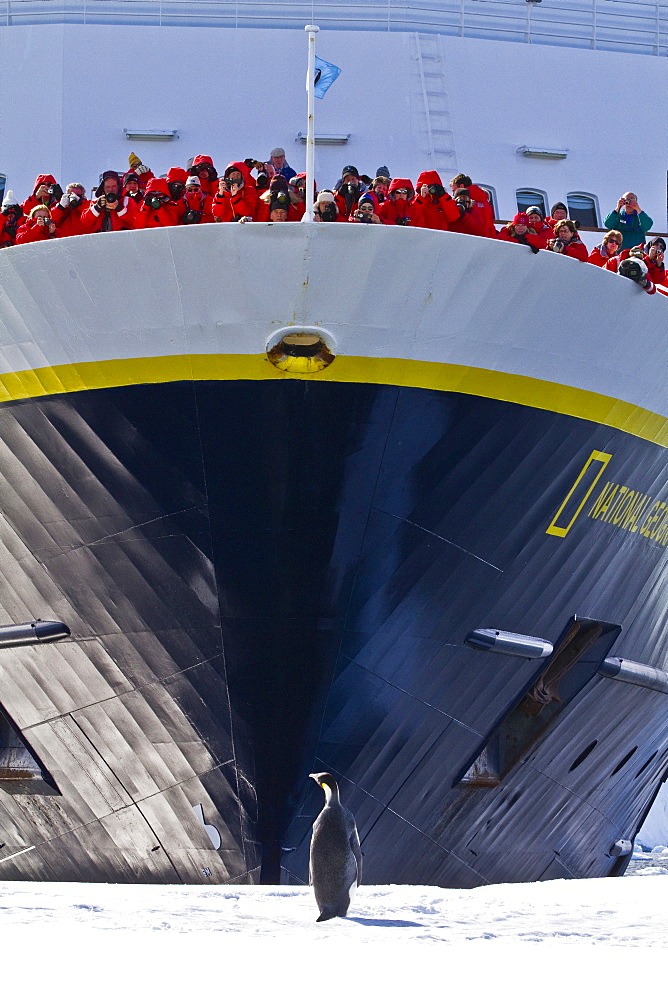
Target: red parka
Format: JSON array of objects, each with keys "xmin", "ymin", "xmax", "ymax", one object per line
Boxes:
[
  {"xmin": 605, "ymin": 245, "xmax": 668, "ymax": 286},
  {"xmin": 15, "ymin": 216, "xmax": 60, "ymax": 244},
  {"xmin": 463, "ymin": 183, "xmax": 497, "ymax": 238},
  {"xmin": 212, "ymin": 162, "xmax": 258, "ymax": 222},
  {"xmin": 411, "ymin": 171, "xmax": 460, "ymax": 231},
  {"xmin": 134, "ymin": 178, "xmax": 181, "ymax": 229},
  {"xmin": 22, "ymin": 174, "xmax": 59, "ymax": 216},
  {"xmin": 189, "ymin": 155, "xmax": 218, "ymax": 196},
  {"xmin": 448, "ymin": 203, "xmax": 496, "ymax": 238},
  {"xmin": 378, "ymin": 179, "xmax": 417, "ymax": 226},
  {"xmin": 548, "ymin": 232, "xmax": 588, "ymax": 261},
  {"xmin": 497, "ymin": 226, "xmax": 543, "ymax": 250},
  {"xmin": 79, "ymin": 199, "xmax": 135, "ymax": 234},
  {"xmin": 588, "ymin": 244, "xmax": 618, "ymax": 268},
  {"xmin": 51, "ymin": 197, "xmax": 91, "ymax": 238}
]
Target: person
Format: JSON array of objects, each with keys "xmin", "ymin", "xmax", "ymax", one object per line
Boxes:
[
  {"xmin": 587, "ymin": 231, "xmax": 623, "ymax": 267},
  {"xmin": 411, "ymin": 170, "xmax": 459, "ymax": 231},
  {"xmin": 497, "ymin": 212, "xmax": 542, "ymax": 252},
  {"xmin": 122, "ymin": 171, "xmax": 144, "ymax": 210},
  {"xmin": 127, "ymin": 152, "xmax": 154, "ymax": 190},
  {"xmin": 0, "ymin": 191, "xmax": 23, "ymax": 248},
  {"xmin": 288, "ymin": 173, "xmax": 309, "ymax": 219},
  {"xmin": 79, "ymin": 171, "xmax": 134, "ymax": 233},
  {"xmin": 50, "ymin": 182, "xmax": 90, "ymax": 237},
  {"xmin": 524, "ymin": 206, "xmax": 553, "ymax": 248},
  {"xmin": 15, "ymin": 205, "xmax": 59, "ymax": 243},
  {"xmin": 448, "ymin": 187, "xmax": 496, "ymax": 238},
  {"xmin": 603, "ymin": 193, "xmax": 653, "ymax": 251},
  {"xmin": 134, "ymin": 177, "xmax": 179, "ymax": 228},
  {"xmin": 181, "ymin": 175, "xmax": 214, "ymax": 224},
  {"xmin": 364, "ymin": 176, "xmax": 390, "ymax": 212},
  {"xmin": 605, "ymin": 236, "xmax": 667, "ymax": 287},
  {"xmin": 334, "ymin": 166, "xmax": 367, "ymax": 220},
  {"xmin": 450, "ymin": 173, "xmax": 496, "ymax": 237},
  {"xmin": 212, "ymin": 161, "xmax": 258, "ymax": 222},
  {"xmin": 268, "ymin": 147, "xmax": 296, "ymax": 182},
  {"xmin": 545, "ymin": 201, "xmax": 569, "ymax": 230},
  {"xmin": 313, "ymin": 190, "xmax": 339, "ymax": 222},
  {"xmin": 21, "ymin": 174, "xmax": 62, "ymax": 217},
  {"xmin": 349, "ymin": 193, "xmax": 381, "ymax": 224},
  {"xmin": 255, "ymin": 176, "xmax": 301, "ymax": 222},
  {"xmin": 188, "ymin": 155, "xmax": 218, "ymax": 196},
  {"xmin": 615, "ymin": 256, "xmax": 656, "ymax": 295},
  {"xmin": 546, "ymin": 220, "xmax": 588, "ymax": 260},
  {"xmin": 378, "ymin": 179, "xmax": 416, "ymax": 226}
]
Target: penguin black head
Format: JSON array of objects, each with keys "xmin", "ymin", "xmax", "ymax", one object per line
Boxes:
[{"xmin": 309, "ymin": 772, "xmax": 340, "ymax": 803}]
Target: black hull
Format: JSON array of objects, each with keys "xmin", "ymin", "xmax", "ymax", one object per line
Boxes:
[{"xmin": 0, "ymin": 378, "xmax": 667, "ymax": 885}]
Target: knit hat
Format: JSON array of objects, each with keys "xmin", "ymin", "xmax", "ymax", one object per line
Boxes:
[
  {"xmin": 550, "ymin": 202, "xmax": 567, "ymax": 216},
  {"xmin": 1, "ymin": 189, "xmax": 19, "ymax": 210},
  {"xmin": 646, "ymin": 236, "xmax": 666, "ymax": 252},
  {"xmin": 375, "ymin": 165, "xmax": 391, "ymax": 179},
  {"xmin": 526, "ymin": 206, "xmax": 544, "ymax": 218},
  {"xmin": 316, "ymin": 191, "xmax": 335, "ymax": 204},
  {"xmin": 513, "ymin": 212, "xmax": 530, "ymax": 226},
  {"xmin": 341, "ymin": 165, "xmax": 359, "ymax": 179}
]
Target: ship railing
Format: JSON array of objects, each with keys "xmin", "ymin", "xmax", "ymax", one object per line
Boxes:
[{"xmin": 1, "ymin": 1, "xmax": 667, "ymax": 58}]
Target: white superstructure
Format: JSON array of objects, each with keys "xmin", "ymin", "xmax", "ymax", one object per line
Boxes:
[{"xmin": 0, "ymin": 1, "xmax": 666, "ymax": 227}]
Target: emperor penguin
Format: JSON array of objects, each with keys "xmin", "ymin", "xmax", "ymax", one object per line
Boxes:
[{"xmin": 309, "ymin": 772, "xmax": 362, "ymax": 922}]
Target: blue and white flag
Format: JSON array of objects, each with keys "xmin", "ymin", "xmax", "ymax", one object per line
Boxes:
[{"xmin": 314, "ymin": 56, "xmax": 341, "ymax": 98}]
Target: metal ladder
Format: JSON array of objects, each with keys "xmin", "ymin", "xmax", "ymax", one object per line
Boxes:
[{"xmin": 413, "ymin": 32, "xmax": 457, "ymax": 176}]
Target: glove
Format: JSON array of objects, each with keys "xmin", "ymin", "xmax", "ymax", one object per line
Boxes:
[
  {"xmin": 60, "ymin": 193, "xmax": 70, "ymax": 208},
  {"xmin": 136, "ymin": 164, "xmax": 150, "ymax": 176},
  {"xmin": 428, "ymin": 183, "xmax": 446, "ymax": 199}
]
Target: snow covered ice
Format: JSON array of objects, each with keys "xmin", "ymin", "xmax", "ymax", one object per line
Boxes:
[{"xmin": 0, "ymin": 875, "xmax": 665, "ymax": 998}]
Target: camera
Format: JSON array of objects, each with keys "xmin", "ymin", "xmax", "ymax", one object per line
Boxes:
[
  {"xmin": 319, "ymin": 204, "xmax": 337, "ymax": 222},
  {"xmin": 272, "ymin": 192, "xmax": 289, "ymax": 207},
  {"xmin": 182, "ymin": 208, "xmax": 202, "ymax": 225},
  {"xmin": 396, "ymin": 217, "xmax": 410, "ymax": 226},
  {"xmin": 552, "ymin": 239, "xmax": 564, "ymax": 252},
  {"xmin": 427, "ymin": 183, "xmax": 445, "ymax": 199},
  {"xmin": 69, "ymin": 193, "xmax": 81, "ymax": 207},
  {"xmin": 105, "ymin": 192, "xmax": 118, "ymax": 205},
  {"xmin": 354, "ymin": 209, "xmax": 372, "ymax": 223},
  {"xmin": 48, "ymin": 183, "xmax": 63, "ymax": 201},
  {"xmin": 145, "ymin": 195, "xmax": 164, "ymax": 210}
]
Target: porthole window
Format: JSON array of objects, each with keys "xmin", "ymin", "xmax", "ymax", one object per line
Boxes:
[
  {"xmin": 611, "ymin": 746, "xmax": 638, "ymax": 777},
  {"xmin": 567, "ymin": 192, "xmax": 599, "ymax": 228},
  {"xmin": 477, "ymin": 184, "xmax": 498, "ymax": 221},
  {"xmin": 569, "ymin": 740, "xmax": 598, "ymax": 772},
  {"xmin": 516, "ymin": 188, "xmax": 547, "ymax": 217},
  {"xmin": 635, "ymin": 751, "xmax": 657, "ymax": 779}
]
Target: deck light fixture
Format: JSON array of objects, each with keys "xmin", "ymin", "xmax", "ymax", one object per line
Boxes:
[
  {"xmin": 517, "ymin": 146, "xmax": 567, "ymax": 159},
  {"xmin": 124, "ymin": 129, "xmax": 178, "ymax": 141},
  {"xmin": 296, "ymin": 132, "xmax": 351, "ymax": 145}
]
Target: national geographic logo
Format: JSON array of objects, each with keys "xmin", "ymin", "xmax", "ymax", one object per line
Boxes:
[{"xmin": 547, "ymin": 450, "xmax": 668, "ymax": 546}]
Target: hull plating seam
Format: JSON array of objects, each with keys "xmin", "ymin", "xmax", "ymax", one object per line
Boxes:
[{"xmin": 0, "ymin": 353, "xmax": 667, "ymax": 447}]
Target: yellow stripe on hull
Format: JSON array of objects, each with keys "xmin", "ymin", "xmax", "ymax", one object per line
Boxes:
[{"xmin": 0, "ymin": 353, "xmax": 666, "ymax": 448}]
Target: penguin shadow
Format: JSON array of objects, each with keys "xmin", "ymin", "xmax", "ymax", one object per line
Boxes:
[{"xmin": 343, "ymin": 916, "xmax": 425, "ymax": 928}]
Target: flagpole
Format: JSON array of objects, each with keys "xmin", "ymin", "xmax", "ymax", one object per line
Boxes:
[{"xmin": 304, "ymin": 24, "xmax": 319, "ymax": 223}]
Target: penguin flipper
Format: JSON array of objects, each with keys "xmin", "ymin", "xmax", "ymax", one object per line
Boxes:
[{"xmin": 350, "ymin": 827, "xmax": 362, "ymax": 886}]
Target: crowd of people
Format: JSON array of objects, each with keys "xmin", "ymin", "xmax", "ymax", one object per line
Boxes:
[{"xmin": 0, "ymin": 147, "xmax": 664, "ymax": 294}]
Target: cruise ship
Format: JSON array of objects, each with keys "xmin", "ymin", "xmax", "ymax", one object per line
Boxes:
[{"xmin": 0, "ymin": 1, "xmax": 667, "ymax": 886}]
